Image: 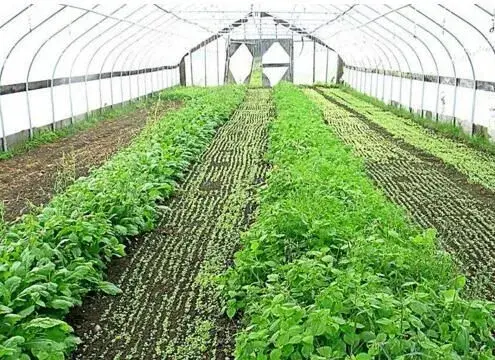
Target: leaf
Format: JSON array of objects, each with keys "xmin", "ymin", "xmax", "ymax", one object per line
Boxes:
[
  {"xmin": 226, "ymin": 305, "xmax": 236, "ymax": 319},
  {"xmin": 49, "ymin": 299, "xmax": 74, "ymax": 311},
  {"xmin": 270, "ymin": 348, "xmax": 282, "ymax": 360},
  {"xmin": 0, "ymin": 305, "xmax": 13, "ymax": 315},
  {"xmin": 454, "ymin": 328, "xmax": 469, "ymax": 353},
  {"xmin": 98, "ymin": 281, "xmax": 122, "ymax": 296},
  {"xmin": 24, "ymin": 317, "xmax": 70, "ymax": 331},
  {"xmin": 356, "ymin": 353, "xmax": 371, "ymax": 360},
  {"xmin": 317, "ymin": 346, "xmax": 332, "ymax": 357},
  {"xmin": 454, "ymin": 276, "xmax": 466, "ymax": 290}
]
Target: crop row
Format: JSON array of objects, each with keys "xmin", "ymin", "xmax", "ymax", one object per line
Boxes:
[
  {"xmin": 317, "ymin": 86, "xmax": 495, "ymax": 192},
  {"xmin": 224, "ymin": 83, "xmax": 495, "ymax": 359},
  {"xmin": 0, "ymin": 85, "xmax": 245, "ymax": 359},
  {"xmin": 73, "ymin": 89, "xmax": 273, "ymax": 359},
  {"xmin": 306, "ymin": 88, "xmax": 495, "ymax": 298}
]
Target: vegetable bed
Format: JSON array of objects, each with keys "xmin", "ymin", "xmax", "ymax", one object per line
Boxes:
[
  {"xmin": 318, "ymin": 86, "xmax": 495, "ymax": 192},
  {"xmin": 224, "ymin": 83, "xmax": 495, "ymax": 359},
  {"xmin": 0, "ymin": 85, "xmax": 245, "ymax": 359}
]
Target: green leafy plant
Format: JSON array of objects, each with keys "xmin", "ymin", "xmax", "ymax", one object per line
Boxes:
[
  {"xmin": 0, "ymin": 85, "xmax": 245, "ymax": 358},
  {"xmin": 223, "ymin": 83, "xmax": 495, "ymax": 359},
  {"xmin": 316, "ymin": 85, "xmax": 495, "ymax": 191}
]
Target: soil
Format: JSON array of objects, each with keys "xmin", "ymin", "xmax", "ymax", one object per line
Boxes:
[
  {"xmin": 67, "ymin": 89, "xmax": 272, "ymax": 359},
  {"xmin": 0, "ymin": 100, "xmax": 182, "ymax": 222},
  {"xmin": 313, "ymin": 88, "xmax": 495, "ymax": 298}
]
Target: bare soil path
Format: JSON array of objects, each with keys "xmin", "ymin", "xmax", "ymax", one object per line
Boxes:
[
  {"xmin": 69, "ymin": 89, "xmax": 272, "ymax": 359},
  {"xmin": 0, "ymin": 100, "xmax": 181, "ymax": 222}
]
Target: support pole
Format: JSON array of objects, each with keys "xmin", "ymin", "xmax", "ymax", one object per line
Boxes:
[
  {"xmin": 204, "ymin": 42, "xmax": 207, "ymax": 87},
  {"xmin": 216, "ymin": 37, "xmax": 220, "ymax": 85},
  {"xmin": 189, "ymin": 51, "xmax": 194, "ymax": 86},
  {"xmin": 325, "ymin": 47, "xmax": 329, "ymax": 83},
  {"xmin": 312, "ymin": 40, "xmax": 316, "ymax": 84}
]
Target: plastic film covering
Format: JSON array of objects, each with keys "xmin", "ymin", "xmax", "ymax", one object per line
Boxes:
[{"xmin": 1, "ymin": 1, "xmax": 495, "ymax": 149}]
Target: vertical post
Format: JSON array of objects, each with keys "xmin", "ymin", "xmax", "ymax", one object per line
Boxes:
[
  {"xmin": 216, "ymin": 37, "xmax": 220, "ymax": 85},
  {"xmin": 0, "ymin": 110, "xmax": 5, "ymax": 151},
  {"xmin": 204, "ymin": 42, "xmax": 207, "ymax": 87},
  {"xmin": 290, "ymin": 31, "xmax": 294, "ymax": 82},
  {"xmin": 453, "ymin": 78, "xmax": 458, "ymax": 125},
  {"xmin": 51, "ymin": 77, "xmax": 57, "ymax": 129},
  {"xmin": 362, "ymin": 68, "xmax": 366, "ymax": 93},
  {"xmin": 375, "ymin": 70, "xmax": 379, "ymax": 98},
  {"xmin": 471, "ymin": 83, "xmax": 477, "ymax": 135},
  {"xmin": 161, "ymin": 67, "xmax": 165, "ymax": 91},
  {"xmin": 435, "ymin": 75, "xmax": 440, "ymax": 120},
  {"xmin": 398, "ymin": 73, "xmax": 403, "ymax": 107},
  {"xmin": 25, "ymin": 82, "xmax": 33, "ymax": 138},
  {"xmin": 312, "ymin": 40, "xmax": 316, "ymax": 84},
  {"xmin": 69, "ymin": 74, "xmax": 74, "ymax": 123},
  {"xmin": 189, "ymin": 51, "xmax": 194, "ymax": 86},
  {"xmin": 382, "ymin": 67, "xmax": 386, "ymax": 102},
  {"xmin": 224, "ymin": 33, "xmax": 231, "ymax": 84},
  {"xmin": 325, "ymin": 47, "xmax": 329, "ymax": 83},
  {"xmin": 110, "ymin": 70, "xmax": 114, "ymax": 108},
  {"xmin": 408, "ymin": 73, "xmax": 413, "ymax": 111}
]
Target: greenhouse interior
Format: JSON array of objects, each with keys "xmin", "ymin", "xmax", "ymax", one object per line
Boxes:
[{"xmin": 1, "ymin": 1, "xmax": 495, "ymax": 359}]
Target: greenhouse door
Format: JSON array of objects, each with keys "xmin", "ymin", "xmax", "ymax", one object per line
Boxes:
[{"xmin": 225, "ymin": 39, "xmax": 293, "ymax": 87}]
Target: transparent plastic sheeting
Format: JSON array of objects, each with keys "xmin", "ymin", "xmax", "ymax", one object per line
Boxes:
[{"xmin": 2, "ymin": 2, "xmax": 495, "ymax": 150}]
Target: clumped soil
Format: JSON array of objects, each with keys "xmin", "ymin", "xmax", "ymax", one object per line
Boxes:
[
  {"xmin": 68, "ymin": 89, "xmax": 272, "ymax": 359},
  {"xmin": 312, "ymin": 88, "xmax": 495, "ymax": 298},
  {"xmin": 0, "ymin": 100, "xmax": 181, "ymax": 222}
]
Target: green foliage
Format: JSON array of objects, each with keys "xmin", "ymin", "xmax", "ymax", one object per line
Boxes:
[
  {"xmin": 223, "ymin": 83, "xmax": 495, "ymax": 359},
  {"xmin": 325, "ymin": 84, "xmax": 495, "ymax": 156},
  {"xmin": 249, "ymin": 58, "xmax": 263, "ymax": 88},
  {"xmin": 319, "ymin": 86, "xmax": 495, "ymax": 191},
  {"xmin": 0, "ymin": 85, "xmax": 245, "ymax": 358}
]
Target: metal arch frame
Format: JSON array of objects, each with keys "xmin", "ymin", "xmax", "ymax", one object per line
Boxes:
[
  {"xmin": 87, "ymin": 8, "xmax": 158, "ymax": 113},
  {"xmin": 321, "ymin": 4, "xmax": 388, "ymax": 93},
  {"xmin": 117, "ymin": 15, "xmax": 182, "ymax": 104},
  {"xmin": 0, "ymin": 5, "xmax": 34, "ymax": 150},
  {"xmin": 332, "ymin": 7, "xmax": 411, "ymax": 105},
  {"xmin": 329, "ymin": 5, "xmax": 400, "ymax": 103},
  {"xmin": 309, "ymin": 5, "xmax": 356, "ymax": 35},
  {"xmin": 411, "ymin": 6, "xmax": 476, "ymax": 130},
  {"xmin": 97, "ymin": 12, "xmax": 167, "ymax": 110},
  {"xmin": 121, "ymin": 5, "xmax": 195, "ymax": 95},
  {"xmin": 440, "ymin": 4, "xmax": 495, "ymax": 131},
  {"xmin": 330, "ymin": 5, "xmax": 409, "ymax": 106},
  {"xmin": 0, "ymin": 5, "xmax": 33, "ymax": 31},
  {"xmin": 392, "ymin": 6, "xmax": 458, "ymax": 120},
  {"xmin": 361, "ymin": 6, "xmax": 425, "ymax": 112},
  {"xmin": 122, "ymin": 11, "xmax": 190, "ymax": 99},
  {"xmin": 132, "ymin": 32, "xmax": 183, "ymax": 99},
  {"xmin": 379, "ymin": 5, "xmax": 439, "ymax": 117},
  {"xmin": 51, "ymin": 5, "xmax": 127, "ymax": 122},
  {"xmin": 137, "ymin": 39, "xmax": 178, "ymax": 96},
  {"xmin": 64, "ymin": 5, "xmax": 135, "ymax": 122},
  {"xmin": 26, "ymin": 6, "xmax": 99, "ymax": 138},
  {"xmin": 0, "ymin": 6, "xmax": 66, "ymax": 151},
  {"xmin": 106, "ymin": 5, "xmax": 188, "ymax": 107},
  {"xmin": 81, "ymin": 7, "xmax": 153, "ymax": 116},
  {"xmin": 337, "ymin": 7, "xmax": 412, "ymax": 106}
]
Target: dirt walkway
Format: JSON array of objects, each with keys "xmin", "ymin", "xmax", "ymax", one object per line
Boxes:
[
  {"xmin": 69, "ymin": 89, "xmax": 272, "ymax": 359},
  {"xmin": 307, "ymin": 88, "xmax": 495, "ymax": 298},
  {"xmin": 0, "ymin": 100, "xmax": 181, "ymax": 222}
]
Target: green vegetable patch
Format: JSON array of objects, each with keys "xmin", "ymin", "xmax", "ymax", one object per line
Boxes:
[
  {"xmin": 223, "ymin": 83, "xmax": 495, "ymax": 359},
  {"xmin": 0, "ymin": 85, "xmax": 245, "ymax": 359}
]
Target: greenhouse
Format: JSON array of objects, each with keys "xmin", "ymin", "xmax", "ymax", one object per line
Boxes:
[{"xmin": 1, "ymin": 2, "xmax": 495, "ymax": 359}]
